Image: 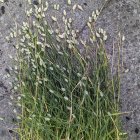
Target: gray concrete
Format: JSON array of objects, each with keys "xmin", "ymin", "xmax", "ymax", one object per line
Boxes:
[
  {"xmin": 0, "ymin": 0, "xmax": 25, "ymax": 139},
  {"xmin": 120, "ymin": 1, "xmax": 140, "ymax": 140},
  {"xmin": 0, "ymin": 0, "xmax": 139, "ymax": 139}
]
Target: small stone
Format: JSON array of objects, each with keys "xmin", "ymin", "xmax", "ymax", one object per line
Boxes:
[
  {"xmin": 12, "ymin": 117, "xmax": 17, "ymax": 123},
  {"xmin": 1, "ymin": 6, "xmax": 5, "ymax": 14},
  {"xmin": 5, "ymin": 68, "xmax": 10, "ymax": 74},
  {"xmin": 33, "ymin": 0, "xmax": 39, "ymax": 5},
  {"xmin": 83, "ymin": 3, "xmax": 87, "ymax": 6},
  {"xmin": 125, "ymin": 116, "xmax": 130, "ymax": 121},
  {"xmin": 135, "ymin": 128, "xmax": 139, "ymax": 134},
  {"xmin": 8, "ymin": 130, "xmax": 13, "ymax": 134},
  {"xmin": 19, "ymin": 3, "xmax": 22, "ymax": 7}
]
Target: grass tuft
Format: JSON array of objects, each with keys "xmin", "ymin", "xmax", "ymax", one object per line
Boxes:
[{"xmin": 6, "ymin": 1, "xmax": 126, "ymax": 140}]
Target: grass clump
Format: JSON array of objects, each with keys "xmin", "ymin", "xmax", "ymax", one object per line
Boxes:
[{"xmin": 7, "ymin": 1, "xmax": 126, "ymax": 140}]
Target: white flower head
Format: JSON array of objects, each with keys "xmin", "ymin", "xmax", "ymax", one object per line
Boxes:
[
  {"xmin": 67, "ymin": 0, "xmax": 71, "ymax": 5},
  {"xmin": 77, "ymin": 5, "xmax": 83, "ymax": 11},
  {"xmin": 61, "ymin": 88, "xmax": 66, "ymax": 92},
  {"xmin": 63, "ymin": 10, "xmax": 67, "ymax": 16},
  {"xmin": 49, "ymin": 67, "xmax": 53, "ymax": 71},
  {"xmin": 49, "ymin": 89, "xmax": 54, "ymax": 93},
  {"xmin": 73, "ymin": 4, "xmax": 77, "ymax": 11},
  {"xmin": 51, "ymin": 16, "xmax": 57, "ymax": 22},
  {"xmin": 45, "ymin": 117, "xmax": 50, "ymax": 121},
  {"xmin": 56, "ymin": 4, "xmax": 60, "ymax": 10},
  {"xmin": 84, "ymin": 90, "xmax": 88, "ymax": 95},
  {"xmin": 122, "ymin": 35, "xmax": 125, "ymax": 41},
  {"xmin": 64, "ymin": 96, "xmax": 69, "ymax": 101}
]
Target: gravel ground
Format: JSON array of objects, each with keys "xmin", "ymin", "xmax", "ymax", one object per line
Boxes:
[{"xmin": 0, "ymin": 0, "xmax": 139, "ymax": 139}]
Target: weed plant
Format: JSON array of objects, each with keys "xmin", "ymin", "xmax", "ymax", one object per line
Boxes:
[{"xmin": 6, "ymin": 1, "xmax": 126, "ymax": 140}]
